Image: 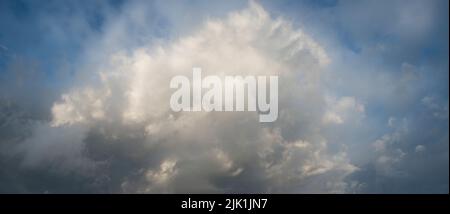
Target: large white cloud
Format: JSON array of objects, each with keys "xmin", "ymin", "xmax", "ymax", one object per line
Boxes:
[
  {"xmin": 0, "ymin": 0, "xmax": 447, "ymax": 194},
  {"xmin": 11, "ymin": 2, "xmax": 360, "ymax": 193}
]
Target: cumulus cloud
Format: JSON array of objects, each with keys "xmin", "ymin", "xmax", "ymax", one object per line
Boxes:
[
  {"xmin": 0, "ymin": 0, "xmax": 447, "ymax": 193},
  {"xmin": 0, "ymin": 2, "xmax": 358, "ymax": 193}
]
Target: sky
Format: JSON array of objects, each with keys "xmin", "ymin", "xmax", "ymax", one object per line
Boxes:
[{"xmin": 0, "ymin": 0, "xmax": 448, "ymax": 193}]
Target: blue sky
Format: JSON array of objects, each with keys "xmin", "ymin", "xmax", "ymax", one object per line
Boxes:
[{"xmin": 0, "ymin": 0, "xmax": 448, "ymax": 193}]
